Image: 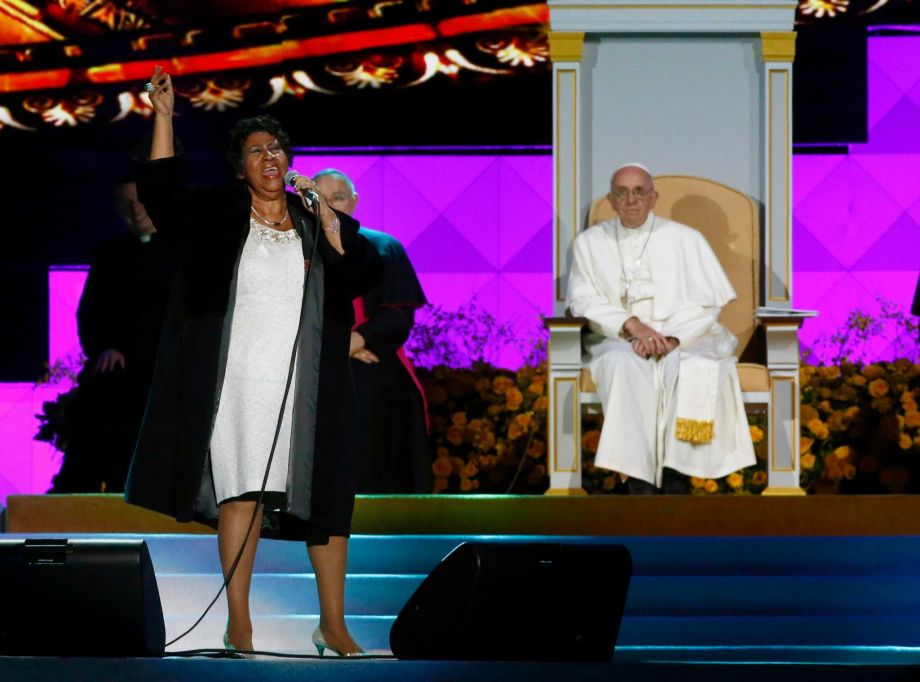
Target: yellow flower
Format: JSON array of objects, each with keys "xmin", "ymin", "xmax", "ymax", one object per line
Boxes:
[
  {"xmin": 726, "ymin": 472, "xmax": 744, "ymax": 489},
  {"xmin": 833, "ymin": 445, "xmax": 852, "ymax": 460},
  {"xmin": 749, "ymin": 425, "xmax": 765, "ymax": 444},
  {"xmin": 801, "ymin": 453, "xmax": 816, "ymax": 470},
  {"xmin": 900, "ymin": 433, "xmax": 913, "ymax": 450},
  {"xmin": 801, "ymin": 404, "xmax": 820, "ymax": 422},
  {"xmin": 806, "ymin": 418, "xmax": 829, "ymax": 440},
  {"xmin": 690, "ymin": 476, "xmax": 706, "ymax": 489},
  {"xmin": 451, "ymin": 412, "xmax": 468, "ymax": 427},
  {"xmin": 868, "ymin": 378, "xmax": 890, "ymax": 398},
  {"xmin": 703, "ymin": 479, "xmax": 719, "ymax": 494}
]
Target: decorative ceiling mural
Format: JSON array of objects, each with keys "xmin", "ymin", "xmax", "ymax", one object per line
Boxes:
[{"xmin": 0, "ymin": 0, "xmax": 549, "ymax": 131}]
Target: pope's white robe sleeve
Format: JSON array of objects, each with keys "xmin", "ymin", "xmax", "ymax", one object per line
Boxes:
[{"xmin": 567, "ymin": 231, "xmax": 633, "ymax": 339}]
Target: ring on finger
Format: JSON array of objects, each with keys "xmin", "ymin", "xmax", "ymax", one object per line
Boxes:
[{"xmin": 143, "ymin": 82, "xmax": 156, "ymax": 93}]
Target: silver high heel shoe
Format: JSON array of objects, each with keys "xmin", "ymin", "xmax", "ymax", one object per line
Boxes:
[{"xmin": 312, "ymin": 626, "xmax": 367, "ymax": 657}]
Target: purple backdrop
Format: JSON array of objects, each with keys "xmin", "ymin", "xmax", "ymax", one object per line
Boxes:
[{"xmin": 2, "ymin": 35, "xmax": 919, "ymax": 501}]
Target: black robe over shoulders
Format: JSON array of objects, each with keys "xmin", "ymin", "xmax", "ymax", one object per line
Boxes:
[{"xmin": 124, "ymin": 154, "xmax": 382, "ymax": 541}]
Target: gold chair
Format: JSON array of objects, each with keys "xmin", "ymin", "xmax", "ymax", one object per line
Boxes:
[{"xmin": 545, "ymin": 176, "xmax": 810, "ymax": 495}]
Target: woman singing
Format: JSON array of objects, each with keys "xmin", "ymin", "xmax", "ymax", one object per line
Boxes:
[{"xmin": 125, "ymin": 66, "xmax": 381, "ymax": 656}]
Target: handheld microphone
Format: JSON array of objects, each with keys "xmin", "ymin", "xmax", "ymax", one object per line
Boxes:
[{"xmin": 284, "ymin": 170, "xmax": 319, "ymax": 207}]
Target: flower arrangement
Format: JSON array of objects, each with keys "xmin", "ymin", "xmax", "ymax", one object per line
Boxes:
[{"xmin": 421, "ymin": 364, "xmax": 549, "ymax": 494}]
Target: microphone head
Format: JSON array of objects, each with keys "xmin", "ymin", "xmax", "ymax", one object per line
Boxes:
[{"xmin": 283, "ymin": 170, "xmax": 299, "ymax": 186}]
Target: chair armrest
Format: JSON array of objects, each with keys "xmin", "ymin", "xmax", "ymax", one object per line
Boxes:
[
  {"xmin": 755, "ymin": 307, "xmax": 818, "ymax": 328},
  {"xmin": 545, "ymin": 317, "xmax": 587, "ymax": 369}
]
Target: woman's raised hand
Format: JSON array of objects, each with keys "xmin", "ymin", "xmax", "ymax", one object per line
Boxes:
[{"xmin": 146, "ymin": 66, "xmax": 174, "ymax": 117}]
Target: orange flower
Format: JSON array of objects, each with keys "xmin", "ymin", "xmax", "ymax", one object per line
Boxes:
[
  {"xmin": 800, "ymin": 365, "xmax": 816, "ymax": 386},
  {"xmin": 703, "ymin": 479, "xmax": 719, "ymax": 494},
  {"xmin": 476, "ymin": 430, "xmax": 496, "ymax": 452},
  {"xmin": 801, "ymin": 404, "xmax": 820, "ymax": 422},
  {"xmin": 582, "ymin": 429, "xmax": 601, "ymax": 453},
  {"xmin": 432, "ymin": 477, "xmax": 449, "ymax": 493},
  {"xmin": 900, "ymin": 433, "xmax": 913, "ymax": 450},
  {"xmin": 602, "ymin": 476, "xmax": 617, "ymax": 491},
  {"xmin": 533, "ymin": 396, "xmax": 549, "ymax": 411},
  {"xmin": 726, "ymin": 472, "xmax": 744, "ymax": 489},
  {"xmin": 868, "ymin": 378, "xmax": 890, "ymax": 397},
  {"xmin": 801, "ymin": 453, "xmax": 816, "ymax": 470},
  {"xmin": 818, "ymin": 365, "xmax": 840, "ymax": 380},
  {"xmin": 862, "ymin": 364, "xmax": 886, "ymax": 380},
  {"xmin": 514, "ymin": 412, "xmax": 533, "ymax": 430},
  {"xmin": 487, "ymin": 404, "xmax": 503, "ymax": 416},
  {"xmin": 527, "ymin": 440, "xmax": 546, "ymax": 458},
  {"xmin": 527, "ymin": 378, "xmax": 545, "ymax": 395},
  {"xmin": 451, "ymin": 412, "xmax": 468, "ymax": 427},
  {"xmin": 832, "ymin": 384, "xmax": 857, "ymax": 402},
  {"xmin": 801, "ymin": 436, "xmax": 814, "ymax": 454},
  {"xmin": 508, "ymin": 421, "xmax": 524, "ymax": 440},
  {"xmin": 492, "ymin": 375, "xmax": 514, "ymax": 394},
  {"xmin": 817, "ymin": 400, "xmax": 832, "ymax": 414},
  {"xmin": 450, "ymin": 457, "xmax": 465, "ymax": 473},
  {"xmin": 505, "ymin": 387, "xmax": 524, "ymax": 410},
  {"xmin": 690, "ymin": 476, "xmax": 706, "ymax": 489},
  {"xmin": 842, "ymin": 463, "xmax": 856, "ymax": 480},
  {"xmin": 468, "ymin": 419, "xmax": 486, "ymax": 432},
  {"xmin": 905, "ymin": 411, "xmax": 920, "ymax": 428},
  {"xmin": 436, "ymin": 446, "xmax": 449, "ymax": 459},
  {"xmin": 446, "ymin": 425, "xmax": 464, "ymax": 446},
  {"xmin": 827, "ymin": 410, "xmax": 850, "ymax": 432},
  {"xmin": 461, "ymin": 462, "xmax": 479, "ymax": 478},
  {"xmin": 432, "ymin": 458, "xmax": 452, "ymax": 477},
  {"xmin": 806, "ymin": 418, "xmax": 829, "ymax": 440},
  {"xmin": 750, "ymin": 425, "xmax": 765, "ymax": 444},
  {"xmin": 459, "ymin": 478, "xmax": 479, "ymax": 492},
  {"xmin": 849, "ymin": 374, "xmax": 867, "ymax": 387},
  {"xmin": 751, "ymin": 470, "xmax": 767, "ymax": 486}
]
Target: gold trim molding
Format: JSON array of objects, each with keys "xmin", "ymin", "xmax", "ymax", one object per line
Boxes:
[
  {"xmin": 549, "ymin": 31, "xmax": 585, "ymax": 63},
  {"xmin": 761, "ymin": 31, "xmax": 796, "ymax": 62}
]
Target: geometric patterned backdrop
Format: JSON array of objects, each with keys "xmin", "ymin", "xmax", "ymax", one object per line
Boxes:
[
  {"xmin": 794, "ymin": 36, "xmax": 920, "ymax": 360},
  {"xmin": 291, "ymin": 152, "xmax": 553, "ymax": 369}
]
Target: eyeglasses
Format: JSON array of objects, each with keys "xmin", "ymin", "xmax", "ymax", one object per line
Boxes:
[
  {"xmin": 611, "ymin": 187, "xmax": 653, "ymax": 201},
  {"xmin": 247, "ymin": 141, "xmax": 284, "ymax": 159}
]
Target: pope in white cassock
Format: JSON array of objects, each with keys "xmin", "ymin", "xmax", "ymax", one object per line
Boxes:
[{"xmin": 567, "ymin": 164, "xmax": 755, "ymax": 493}]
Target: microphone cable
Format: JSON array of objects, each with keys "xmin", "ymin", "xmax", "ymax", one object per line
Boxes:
[{"xmin": 165, "ymin": 196, "xmax": 322, "ymax": 651}]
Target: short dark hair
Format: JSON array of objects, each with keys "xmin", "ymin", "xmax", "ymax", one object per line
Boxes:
[{"xmin": 225, "ymin": 115, "xmax": 293, "ymax": 174}]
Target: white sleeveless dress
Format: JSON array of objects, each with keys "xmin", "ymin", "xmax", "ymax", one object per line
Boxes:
[{"xmin": 209, "ymin": 218, "xmax": 304, "ymax": 503}]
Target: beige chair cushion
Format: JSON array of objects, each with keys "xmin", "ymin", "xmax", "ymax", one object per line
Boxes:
[
  {"xmin": 587, "ymin": 176, "xmax": 760, "ymax": 357},
  {"xmin": 580, "ymin": 362, "xmax": 769, "ymax": 394}
]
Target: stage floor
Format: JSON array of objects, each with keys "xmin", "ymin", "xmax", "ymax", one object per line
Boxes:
[{"xmin": 9, "ymin": 493, "xmax": 920, "ymax": 536}]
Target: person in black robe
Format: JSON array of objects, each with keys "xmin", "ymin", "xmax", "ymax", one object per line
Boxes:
[
  {"xmin": 50, "ymin": 180, "xmax": 174, "ymax": 493},
  {"xmin": 124, "ymin": 67, "xmax": 381, "ymax": 655},
  {"xmin": 314, "ymin": 169, "xmax": 431, "ymax": 494}
]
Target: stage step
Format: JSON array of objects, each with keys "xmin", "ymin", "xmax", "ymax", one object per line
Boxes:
[{"xmin": 5, "ymin": 533, "xmax": 920, "ymax": 656}]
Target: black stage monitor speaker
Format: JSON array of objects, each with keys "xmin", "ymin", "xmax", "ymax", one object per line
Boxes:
[
  {"xmin": 0, "ymin": 538, "xmax": 165, "ymax": 657},
  {"xmin": 390, "ymin": 541, "xmax": 632, "ymax": 661}
]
